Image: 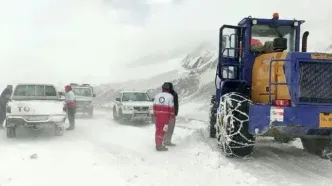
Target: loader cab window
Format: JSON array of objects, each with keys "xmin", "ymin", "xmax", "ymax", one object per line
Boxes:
[
  {"xmin": 222, "ymin": 28, "xmax": 239, "ymax": 58},
  {"xmin": 222, "ymin": 66, "xmax": 237, "ymax": 79},
  {"xmin": 250, "ymin": 24, "xmax": 296, "ymax": 53}
]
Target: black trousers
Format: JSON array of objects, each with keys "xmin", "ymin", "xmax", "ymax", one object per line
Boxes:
[
  {"xmin": 67, "ymin": 107, "xmax": 76, "ymax": 128},
  {"xmin": 0, "ymin": 99, "xmax": 6, "ymax": 126}
]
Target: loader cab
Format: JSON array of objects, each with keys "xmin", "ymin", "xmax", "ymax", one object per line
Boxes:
[{"xmin": 218, "ymin": 13, "xmax": 305, "ymax": 85}]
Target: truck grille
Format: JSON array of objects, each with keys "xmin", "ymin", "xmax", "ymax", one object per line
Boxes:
[
  {"xmin": 298, "ymin": 62, "xmax": 332, "ymax": 103},
  {"xmin": 133, "ymin": 106, "xmax": 149, "ymax": 111}
]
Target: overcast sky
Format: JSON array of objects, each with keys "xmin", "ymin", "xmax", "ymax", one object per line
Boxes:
[{"xmin": 0, "ymin": 0, "xmax": 331, "ymax": 89}]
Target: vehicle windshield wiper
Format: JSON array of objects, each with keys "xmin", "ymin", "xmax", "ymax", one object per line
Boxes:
[{"xmin": 274, "ymin": 26, "xmax": 283, "ymax": 38}]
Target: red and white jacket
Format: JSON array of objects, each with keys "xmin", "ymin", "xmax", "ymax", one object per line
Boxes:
[
  {"xmin": 153, "ymin": 92, "xmax": 175, "ymax": 123},
  {"xmin": 65, "ymin": 90, "xmax": 76, "ymax": 108}
]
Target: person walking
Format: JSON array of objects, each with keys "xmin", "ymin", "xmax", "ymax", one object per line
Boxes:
[
  {"xmin": 163, "ymin": 82, "xmax": 178, "ymax": 146},
  {"xmin": 0, "ymin": 85, "xmax": 13, "ymax": 128},
  {"xmin": 64, "ymin": 85, "xmax": 76, "ymax": 130},
  {"xmin": 153, "ymin": 83, "xmax": 175, "ymax": 151}
]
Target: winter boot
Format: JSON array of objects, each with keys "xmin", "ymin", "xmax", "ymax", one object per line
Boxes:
[
  {"xmin": 156, "ymin": 145, "xmax": 168, "ymax": 151},
  {"xmin": 164, "ymin": 142, "xmax": 176, "ymax": 146},
  {"xmin": 66, "ymin": 125, "xmax": 75, "ymax": 130}
]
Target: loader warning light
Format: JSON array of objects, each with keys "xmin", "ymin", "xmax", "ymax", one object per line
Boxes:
[{"xmin": 273, "ymin": 13, "xmax": 279, "ymax": 19}]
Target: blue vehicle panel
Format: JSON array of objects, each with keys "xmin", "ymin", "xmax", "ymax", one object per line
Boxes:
[{"xmin": 249, "ymin": 104, "xmax": 332, "ymax": 136}]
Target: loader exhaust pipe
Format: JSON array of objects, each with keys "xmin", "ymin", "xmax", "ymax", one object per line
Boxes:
[{"xmin": 301, "ymin": 31, "xmax": 309, "ymax": 52}]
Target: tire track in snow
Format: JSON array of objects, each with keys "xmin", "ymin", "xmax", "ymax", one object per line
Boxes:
[
  {"xmin": 176, "ymin": 117, "xmax": 332, "ymax": 186},
  {"xmin": 92, "ymin": 110, "xmax": 332, "ymax": 185}
]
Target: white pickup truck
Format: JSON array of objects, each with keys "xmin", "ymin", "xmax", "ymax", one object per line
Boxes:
[{"xmin": 4, "ymin": 83, "xmax": 67, "ymax": 138}]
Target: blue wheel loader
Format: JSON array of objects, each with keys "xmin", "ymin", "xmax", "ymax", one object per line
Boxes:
[{"xmin": 209, "ymin": 13, "xmax": 332, "ymax": 158}]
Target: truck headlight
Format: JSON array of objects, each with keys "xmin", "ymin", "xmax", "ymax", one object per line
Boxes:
[{"xmin": 123, "ymin": 106, "xmax": 133, "ymax": 110}]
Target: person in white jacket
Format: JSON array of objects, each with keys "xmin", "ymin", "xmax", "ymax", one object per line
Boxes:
[
  {"xmin": 64, "ymin": 85, "xmax": 76, "ymax": 130},
  {"xmin": 153, "ymin": 83, "xmax": 175, "ymax": 151}
]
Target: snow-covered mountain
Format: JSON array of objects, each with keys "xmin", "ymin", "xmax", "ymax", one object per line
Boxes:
[{"xmin": 93, "ymin": 42, "xmax": 218, "ymax": 111}]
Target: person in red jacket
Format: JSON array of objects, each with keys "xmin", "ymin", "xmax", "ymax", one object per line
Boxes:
[
  {"xmin": 153, "ymin": 83, "xmax": 175, "ymax": 151},
  {"xmin": 65, "ymin": 85, "xmax": 76, "ymax": 130}
]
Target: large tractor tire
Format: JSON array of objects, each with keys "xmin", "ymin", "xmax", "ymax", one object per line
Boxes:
[
  {"xmin": 216, "ymin": 92, "xmax": 255, "ymax": 157},
  {"xmin": 209, "ymin": 95, "xmax": 217, "ymax": 138},
  {"xmin": 6, "ymin": 127, "xmax": 16, "ymax": 138},
  {"xmin": 301, "ymin": 138, "xmax": 332, "ymax": 158}
]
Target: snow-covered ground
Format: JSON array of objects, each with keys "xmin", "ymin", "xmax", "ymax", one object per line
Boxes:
[{"xmin": 0, "ymin": 109, "xmax": 332, "ymax": 186}]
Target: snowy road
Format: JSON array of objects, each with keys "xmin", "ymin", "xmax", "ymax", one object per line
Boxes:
[{"xmin": 0, "ymin": 110, "xmax": 331, "ymax": 186}]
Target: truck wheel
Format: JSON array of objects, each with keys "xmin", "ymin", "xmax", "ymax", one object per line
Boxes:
[
  {"xmin": 301, "ymin": 138, "xmax": 331, "ymax": 156},
  {"xmin": 151, "ymin": 115, "xmax": 155, "ymax": 123},
  {"xmin": 6, "ymin": 127, "xmax": 16, "ymax": 138},
  {"xmin": 209, "ymin": 95, "xmax": 217, "ymax": 138},
  {"xmin": 54, "ymin": 124, "xmax": 64, "ymax": 136},
  {"xmin": 113, "ymin": 107, "xmax": 119, "ymax": 121},
  {"xmin": 88, "ymin": 109, "xmax": 93, "ymax": 118},
  {"xmin": 216, "ymin": 92, "xmax": 255, "ymax": 157}
]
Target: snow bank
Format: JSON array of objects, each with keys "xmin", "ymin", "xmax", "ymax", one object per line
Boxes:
[{"xmin": 178, "ymin": 101, "xmax": 209, "ymax": 122}]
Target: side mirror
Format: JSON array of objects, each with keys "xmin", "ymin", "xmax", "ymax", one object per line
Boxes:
[
  {"xmin": 151, "ymin": 98, "xmax": 154, "ymax": 101},
  {"xmin": 93, "ymin": 93, "xmax": 96, "ymax": 97},
  {"xmin": 115, "ymin": 98, "xmax": 120, "ymax": 102}
]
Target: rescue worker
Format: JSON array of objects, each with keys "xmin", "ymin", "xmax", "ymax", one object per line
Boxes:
[
  {"xmin": 0, "ymin": 85, "xmax": 13, "ymax": 128},
  {"xmin": 153, "ymin": 82, "xmax": 175, "ymax": 151},
  {"xmin": 64, "ymin": 85, "xmax": 76, "ymax": 130},
  {"xmin": 163, "ymin": 82, "xmax": 178, "ymax": 146}
]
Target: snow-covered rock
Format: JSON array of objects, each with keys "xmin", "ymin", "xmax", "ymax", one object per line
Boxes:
[{"xmin": 94, "ymin": 41, "xmax": 218, "ymax": 109}]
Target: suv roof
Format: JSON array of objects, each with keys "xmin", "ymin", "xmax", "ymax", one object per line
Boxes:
[
  {"xmin": 16, "ymin": 83, "xmax": 55, "ymax": 86},
  {"xmin": 120, "ymin": 91, "xmax": 147, "ymax": 94}
]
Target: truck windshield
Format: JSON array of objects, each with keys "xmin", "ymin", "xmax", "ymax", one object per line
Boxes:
[
  {"xmin": 12, "ymin": 85, "xmax": 58, "ymax": 100},
  {"xmin": 72, "ymin": 88, "xmax": 92, "ymax": 97},
  {"xmin": 251, "ymin": 24, "xmax": 296, "ymax": 53},
  {"xmin": 122, "ymin": 92, "xmax": 150, "ymax": 102}
]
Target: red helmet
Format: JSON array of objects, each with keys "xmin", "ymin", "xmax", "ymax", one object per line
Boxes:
[
  {"xmin": 250, "ymin": 38, "xmax": 263, "ymax": 47},
  {"xmin": 65, "ymin": 85, "xmax": 72, "ymax": 91},
  {"xmin": 239, "ymin": 38, "xmax": 263, "ymax": 52}
]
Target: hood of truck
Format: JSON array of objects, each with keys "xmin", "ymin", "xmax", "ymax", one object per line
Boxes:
[
  {"xmin": 7, "ymin": 100, "xmax": 66, "ymax": 116},
  {"xmin": 122, "ymin": 101, "xmax": 153, "ymax": 107}
]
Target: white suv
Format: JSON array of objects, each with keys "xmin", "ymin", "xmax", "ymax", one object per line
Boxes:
[{"xmin": 112, "ymin": 91, "xmax": 154, "ymax": 123}]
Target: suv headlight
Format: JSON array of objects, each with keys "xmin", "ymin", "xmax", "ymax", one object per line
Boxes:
[{"xmin": 123, "ymin": 105, "xmax": 133, "ymax": 110}]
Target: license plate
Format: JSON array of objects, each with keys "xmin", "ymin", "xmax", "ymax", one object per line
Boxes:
[
  {"xmin": 319, "ymin": 113, "xmax": 332, "ymax": 128},
  {"xmin": 136, "ymin": 114, "xmax": 147, "ymax": 117},
  {"xmin": 25, "ymin": 116, "xmax": 49, "ymax": 121}
]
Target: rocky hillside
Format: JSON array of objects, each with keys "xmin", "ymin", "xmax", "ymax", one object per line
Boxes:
[{"xmin": 93, "ymin": 42, "xmax": 218, "ymax": 109}]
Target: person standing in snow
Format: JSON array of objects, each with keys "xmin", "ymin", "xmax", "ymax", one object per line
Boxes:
[
  {"xmin": 153, "ymin": 82, "xmax": 175, "ymax": 151},
  {"xmin": 64, "ymin": 85, "xmax": 76, "ymax": 130},
  {"xmin": 163, "ymin": 82, "xmax": 178, "ymax": 146},
  {"xmin": 0, "ymin": 85, "xmax": 13, "ymax": 128}
]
